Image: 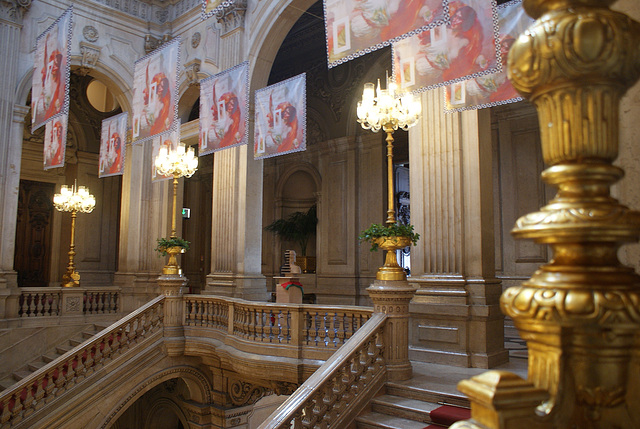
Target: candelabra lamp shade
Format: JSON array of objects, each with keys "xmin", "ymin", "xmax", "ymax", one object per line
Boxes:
[
  {"xmin": 154, "ymin": 142, "xmax": 198, "ymax": 276},
  {"xmin": 357, "ymin": 73, "xmax": 421, "ymax": 281},
  {"xmin": 53, "ymin": 181, "xmax": 96, "ymax": 287}
]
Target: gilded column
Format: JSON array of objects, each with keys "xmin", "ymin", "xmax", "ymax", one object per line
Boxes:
[
  {"xmin": 205, "ymin": 0, "xmax": 266, "ymax": 300},
  {"xmin": 453, "ymin": 0, "xmax": 640, "ymax": 428},
  {"xmin": 408, "ymin": 88, "xmax": 507, "ymax": 368}
]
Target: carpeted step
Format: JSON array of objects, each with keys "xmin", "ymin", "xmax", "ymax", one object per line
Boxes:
[{"xmin": 428, "ymin": 404, "xmax": 471, "ymax": 427}]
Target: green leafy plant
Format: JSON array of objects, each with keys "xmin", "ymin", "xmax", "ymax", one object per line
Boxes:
[
  {"xmin": 154, "ymin": 237, "xmax": 190, "ymax": 256},
  {"xmin": 358, "ymin": 223, "xmax": 420, "ymax": 252},
  {"xmin": 265, "ymin": 205, "xmax": 318, "ymax": 256}
]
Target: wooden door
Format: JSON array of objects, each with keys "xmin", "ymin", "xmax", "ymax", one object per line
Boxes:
[{"xmin": 14, "ymin": 180, "xmax": 55, "ymax": 287}]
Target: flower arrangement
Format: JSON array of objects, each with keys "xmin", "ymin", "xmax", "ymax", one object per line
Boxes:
[
  {"xmin": 358, "ymin": 223, "xmax": 420, "ymax": 252},
  {"xmin": 154, "ymin": 237, "xmax": 190, "ymax": 256}
]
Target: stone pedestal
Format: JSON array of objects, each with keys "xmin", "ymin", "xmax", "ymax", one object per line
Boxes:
[
  {"xmin": 367, "ymin": 280, "xmax": 416, "ymax": 381},
  {"xmin": 274, "ymin": 276, "xmax": 303, "ymax": 304},
  {"xmin": 61, "ymin": 287, "xmax": 84, "ymax": 316},
  {"xmin": 157, "ymin": 274, "xmax": 188, "ymax": 356}
]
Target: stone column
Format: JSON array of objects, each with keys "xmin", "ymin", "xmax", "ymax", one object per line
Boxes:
[
  {"xmin": 158, "ymin": 274, "xmax": 187, "ymax": 356},
  {"xmin": 0, "ymin": 1, "xmax": 31, "ymax": 316},
  {"xmin": 408, "ymin": 88, "xmax": 508, "ymax": 368},
  {"xmin": 205, "ymin": 0, "xmax": 266, "ymax": 300},
  {"xmin": 368, "ymin": 280, "xmax": 416, "ymax": 381},
  {"xmin": 115, "ymin": 141, "xmax": 171, "ymax": 311}
]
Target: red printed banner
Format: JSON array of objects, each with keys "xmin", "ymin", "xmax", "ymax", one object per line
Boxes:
[
  {"xmin": 43, "ymin": 114, "xmax": 68, "ymax": 170},
  {"xmin": 324, "ymin": 0, "xmax": 448, "ymax": 68},
  {"xmin": 199, "ymin": 62, "xmax": 249, "ymax": 156},
  {"xmin": 254, "ymin": 73, "xmax": 306, "ymax": 160},
  {"xmin": 99, "ymin": 112, "xmax": 128, "ymax": 177},
  {"xmin": 393, "ymin": 0, "xmax": 500, "ymax": 93},
  {"xmin": 444, "ymin": 0, "xmax": 532, "ymax": 112},
  {"xmin": 132, "ymin": 38, "xmax": 180, "ymax": 144},
  {"xmin": 32, "ymin": 7, "xmax": 72, "ymax": 132}
]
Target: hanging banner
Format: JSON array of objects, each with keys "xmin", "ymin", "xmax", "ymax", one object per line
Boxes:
[
  {"xmin": 199, "ymin": 62, "xmax": 249, "ymax": 156},
  {"xmin": 43, "ymin": 114, "xmax": 68, "ymax": 170},
  {"xmin": 152, "ymin": 128, "xmax": 180, "ymax": 182},
  {"xmin": 254, "ymin": 73, "xmax": 306, "ymax": 160},
  {"xmin": 32, "ymin": 7, "xmax": 72, "ymax": 132},
  {"xmin": 201, "ymin": 0, "xmax": 228, "ymax": 20},
  {"xmin": 99, "ymin": 112, "xmax": 128, "ymax": 177},
  {"xmin": 131, "ymin": 38, "xmax": 180, "ymax": 145},
  {"xmin": 444, "ymin": 0, "xmax": 531, "ymax": 112},
  {"xmin": 392, "ymin": 0, "xmax": 499, "ymax": 93},
  {"xmin": 324, "ymin": 0, "xmax": 448, "ymax": 68}
]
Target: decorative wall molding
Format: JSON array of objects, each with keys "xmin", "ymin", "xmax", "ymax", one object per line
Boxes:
[
  {"xmin": 184, "ymin": 58, "xmax": 201, "ymax": 86},
  {"xmin": 1, "ymin": 0, "xmax": 31, "ymax": 24},
  {"xmin": 215, "ymin": 0, "xmax": 247, "ymax": 36},
  {"xmin": 79, "ymin": 42, "xmax": 101, "ymax": 76}
]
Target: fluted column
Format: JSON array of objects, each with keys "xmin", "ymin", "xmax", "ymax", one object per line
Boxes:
[
  {"xmin": 453, "ymin": 0, "xmax": 640, "ymax": 428},
  {"xmin": 0, "ymin": 2, "xmax": 30, "ymax": 316},
  {"xmin": 408, "ymin": 88, "xmax": 507, "ymax": 368},
  {"xmin": 205, "ymin": 1, "xmax": 266, "ymax": 300}
]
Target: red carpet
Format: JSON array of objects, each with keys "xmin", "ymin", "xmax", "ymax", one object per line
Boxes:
[{"xmin": 425, "ymin": 404, "xmax": 471, "ymax": 428}]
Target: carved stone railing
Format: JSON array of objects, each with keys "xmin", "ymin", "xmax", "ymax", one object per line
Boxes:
[
  {"xmin": 256, "ymin": 312, "xmax": 387, "ymax": 429},
  {"xmin": 0, "ymin": 296, "xmax": 164, "ymax": 427},
  {"xmin": 184, "ymin": 296, "xmax": 373, "ymax": 359},
  {"xmin": 17, "ymin": 287, "xmax": 120, "ymax": 318}
]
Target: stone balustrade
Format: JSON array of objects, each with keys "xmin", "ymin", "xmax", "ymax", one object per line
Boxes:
[
  {"xmin": 14, "ymin": 287, "xmax": 120, "ymax": 318},
  {"xmin": 0, "ymin": 296, "xmax": 164, "ymax": 426},
  {"xmin": 256, "ymin": 312, "xmax": 387, "ymax": 428}
]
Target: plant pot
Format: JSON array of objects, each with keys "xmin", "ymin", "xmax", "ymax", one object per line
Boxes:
[
  {"xmin": 297, "ymin": 256, "xmax": 316, "ymax": 274},
  {"xmin": 373, "ymin": 236, "xmax": 412, "ymax": 281},
  {"xmin": 162, "ymin": 246, "xmax": 186, "ymax": 276}
]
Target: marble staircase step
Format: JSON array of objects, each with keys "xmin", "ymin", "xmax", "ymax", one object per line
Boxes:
[
  {"xmin": 355, "ymin": 411, "xmax": 428, "ymax": 429},
  {"xmin": 369, "ymin": 394, "xmax": 439, "ymax": 423}
]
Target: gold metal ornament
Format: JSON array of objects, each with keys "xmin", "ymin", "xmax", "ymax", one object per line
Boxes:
[{"xmin": 453, "ymin": 0, "xmax": 640, "ymax": 428}]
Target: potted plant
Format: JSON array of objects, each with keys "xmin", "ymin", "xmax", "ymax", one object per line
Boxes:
[
  {"xmin": 265, "ymin": 205, "xmax": 318, "ymax": 273},
  {"xmin": 358, "ymin": 222, "xmax": 419, "ymax": 281},
  {"xmin": 155, "ymin": 237, "xmax": 190, "ymax": 275}
]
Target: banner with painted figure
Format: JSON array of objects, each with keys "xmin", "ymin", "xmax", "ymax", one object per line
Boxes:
[
  {"xmin": 199, "ymin": 62, "xmax": 249, "ymax": 156},
  {"xmin": 151, "ymin": 128, "xmax": 180, "ymax": 182},
  {"xmin": 201, "ymin": 0, "xmax": 228, "ymax": 19},
  {"xmin": 132, "ymin": 38, "xmax": 180, "ymax": 144},
  {"xmin": 444, "ymin": 0, "xmax": 531, "ymax": 112},
  {"xmin": 32, "ymin": 7, "xmax": 72, "ymax": 132},
  {"xmin": 254, "ymin": 73, "xmax": 306, "ymax": 160},
  {"xmin": 99, "ymin": 112, "xmax": 128, "ymax": 177},
  {"xmin": 324, "ymin": 0, "xmax": 448, "ymax": 68},
  {"xmin": 43, "ymin": 114, "xmax": 68, "ymax": 170},
  {"xmin": 392, "ymin": 0, "xmax": 500, "ymax": 93}
]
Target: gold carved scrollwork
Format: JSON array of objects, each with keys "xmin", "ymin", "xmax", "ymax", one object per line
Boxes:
[{"xmin": 455, "ymin": 0, "xmax": 640, "ymax": 427}]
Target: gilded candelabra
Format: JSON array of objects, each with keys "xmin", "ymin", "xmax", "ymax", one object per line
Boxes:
[
  {"xmin": 154, "ymin": 142, "xmax": 198, "ymax": 275},
  {"xmin": 53, "ymin": 181, "xmax": 96, "ymax": 287},
  {"xmin": 452, "ymin": 1, "xmax": 640, "ymax": 428},
  {"xmin": 357, "ymin": 73, "xmax": 421, "ymax": 280}
]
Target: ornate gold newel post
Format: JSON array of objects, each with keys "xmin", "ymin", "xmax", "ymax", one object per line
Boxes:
[
  {"xmin": 357, "ymin": 75, "xmax": 421, "ymax": 380},
  {"xmin": 452, "ymin": 1, "xmax": 640, "ymax": 428}
]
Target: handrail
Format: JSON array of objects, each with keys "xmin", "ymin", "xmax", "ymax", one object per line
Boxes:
[
  {"xmin": 257, "ymin": 312, "xmax": 387, "ymax": 429},
  {"xmin": 184, "ymin": 296, "xmax": 373, "ymax": 357},
  {"xmin": 0, "ymin": 295, "xmax": 164, "ymax": 426},
  {"xmin": 17, "ymin": 286, "xmax": 121, "ymax": 318}
]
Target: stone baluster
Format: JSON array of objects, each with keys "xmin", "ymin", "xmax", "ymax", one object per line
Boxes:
[{"xmin": 452, "ymin": 0, "xmax": 640, "ymax": 428}]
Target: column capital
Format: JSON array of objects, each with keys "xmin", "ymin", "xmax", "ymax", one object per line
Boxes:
[
  {"xmin": 215, "ymin": 0, "xmax": 247, "ymax": 36},
  {"xmin": 1, "ymin": 0, "xmax": 31, "ymax": 25}
]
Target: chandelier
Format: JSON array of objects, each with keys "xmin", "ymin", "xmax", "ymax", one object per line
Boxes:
[
  {"xmin": 357, "ymin": 74, "xmax": 421, "ymax": 134},
  {"xmin": 356, "ymin": 73, "xmax": 421, "ymax": 281},
  {"xmin": 154, "ymin": 142, "xmax": 198, "ymax": 275},
  {"xmin": 53, "ymin": 181, "xmax": 96, "ymax": 287}
]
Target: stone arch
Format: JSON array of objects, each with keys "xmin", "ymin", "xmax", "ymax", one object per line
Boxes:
[
  {"xmin": 275, "ymin": 162, "xmax": 321, "ymax": 206},
  {"xmin": 142, "ymin": 397, "xmax": 190, "ymax": 429},
  {"xmin": 99, "ymin": 365, "xmax": 213, "ymax": 428}
]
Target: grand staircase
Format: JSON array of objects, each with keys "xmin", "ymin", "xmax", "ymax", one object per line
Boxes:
[{"xmin": 0, "ymin": 323, "xmax": 113, "ymax": 392}]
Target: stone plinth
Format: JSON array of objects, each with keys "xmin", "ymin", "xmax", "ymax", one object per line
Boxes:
[
  {"xmin": 275, "ymin": 276, "xmax": 303, "ymax": 304},
  {"xmin": 367, "ymin": 279, "xmax": 416, "ymax": 381},
  {"xmin": 157, "ymin": 274, "xmax": 188, "ymax": 356}
]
